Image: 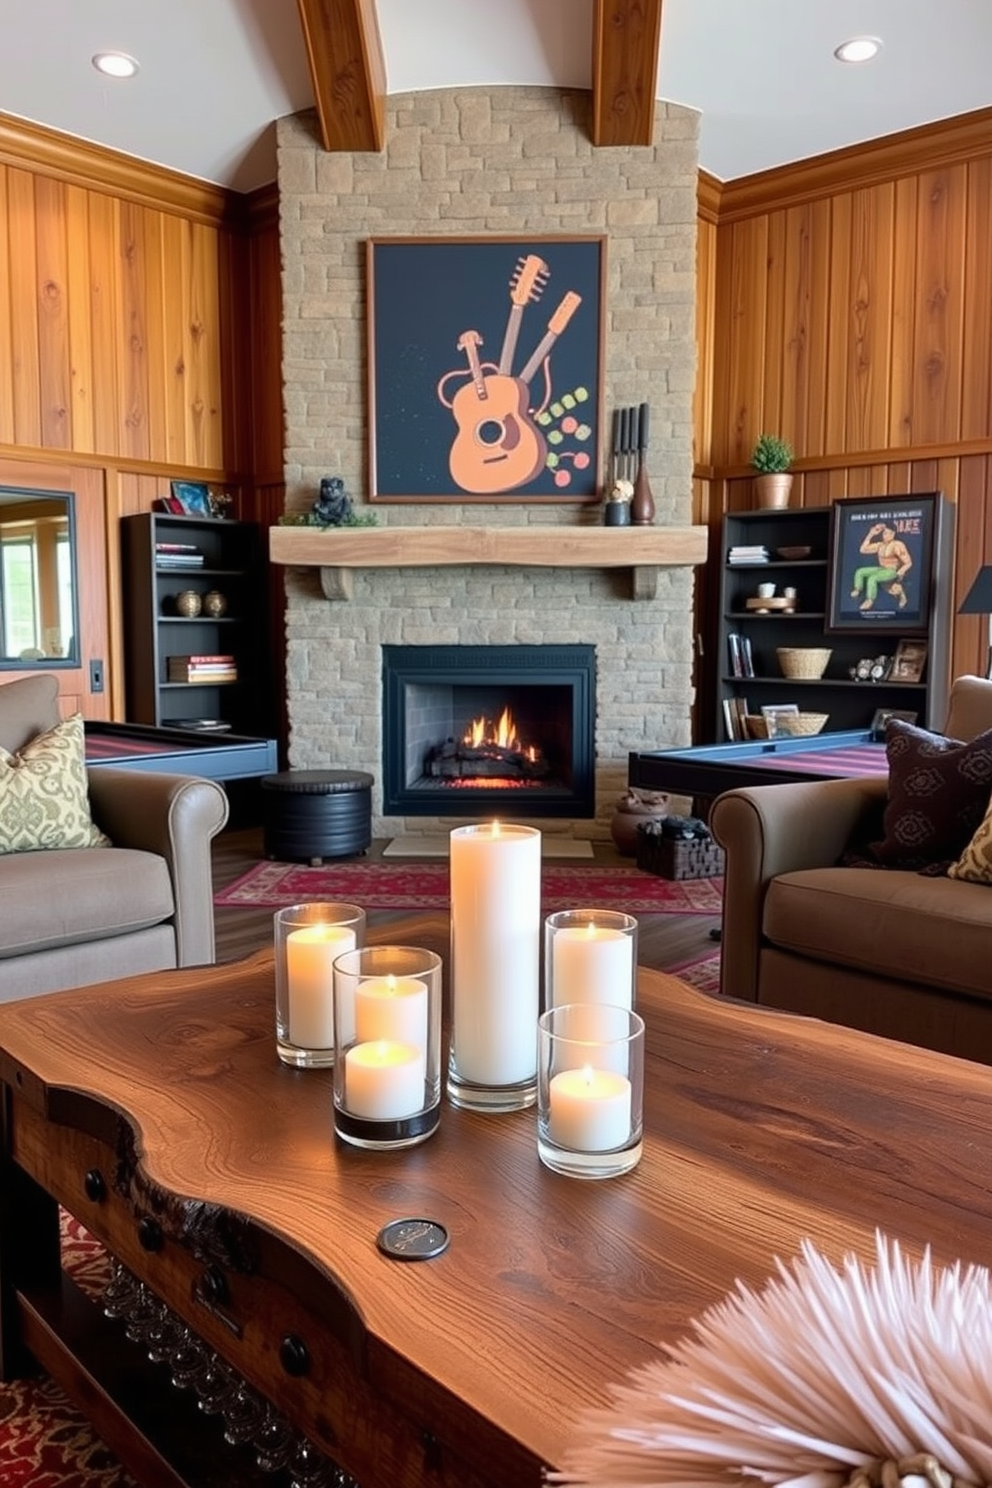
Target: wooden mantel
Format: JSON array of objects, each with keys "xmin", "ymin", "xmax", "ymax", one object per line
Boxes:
[{"xmin": 268, "ymin": 523, "xmax": 708, "ymax": 601}]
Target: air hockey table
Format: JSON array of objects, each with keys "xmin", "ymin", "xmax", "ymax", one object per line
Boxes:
[
  {"xmin": 628, "ymin": 729, "xmax": 889, "ymax": 804},
  {"xmin": 84, "ymin": 722, "xmax": 278, "ymax": 782}
]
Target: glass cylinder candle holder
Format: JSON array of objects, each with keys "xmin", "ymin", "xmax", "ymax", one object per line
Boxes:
[
  {"xmin": 274, "ymin": 903, "xmax": 366, "ymax": 1068},
  {"xmin": 447, "ymin": 822, "xmax": 542, "ymax": 1113},
  {"xmin": 544, "ymin": 909, "xmax": 638, "ymax": 1011},
  {"xmin": 333, "ymin": 945, "xmax": 442, "ymax": 1149},
  {"xmin": 537, "ymin": 1003, "xmax": 645, "ymax": 1179}
]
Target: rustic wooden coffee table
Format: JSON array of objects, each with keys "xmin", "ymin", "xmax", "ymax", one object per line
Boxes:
[{"xmin": 2, "ymin": 910, "xmax": 992, "ymax": 1488}]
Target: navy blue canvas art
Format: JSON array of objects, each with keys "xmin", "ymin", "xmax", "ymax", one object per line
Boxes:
[{"xmin": 367, "ymin": 237, "xmax": 605, "ymax": 502}]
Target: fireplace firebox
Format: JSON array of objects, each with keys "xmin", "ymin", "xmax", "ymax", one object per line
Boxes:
[{"xmin": 382, "ymin": 645, "xmax": 595, "ymax": 818}]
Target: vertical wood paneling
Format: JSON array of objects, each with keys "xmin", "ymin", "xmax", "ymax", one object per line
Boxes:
[
  {"xmin": 0, "ymin": 169, "xmax": 14, "ymax": 443},
  {"xmin": 693, "ymin": 215, "xmax": 716, "ymax": 465},
  {"xmin": 86, "ymin": 192, "xmax": 122, "ymax": 457},
  {"xmin": 824, "ymin": 192, "xmax": 852, "ymax": 455},
  {"xmin": 803, "ymin": 199, "xmax": 833, "ymax": 460},
  {"xmin": 186, "ymin": 222, "xmax": 223, "ymax": 469},
  {"xmin": 761, "ymin": 210, "xmax": 786, "ymax": 440},
  {"xmin": 64, "ymin": 185, "xmax": 95, "ymax": 453},
  {"xmin": 847, "ymin": 184, "xmax": 894, "ymax": 452},
  {"xmin": 723, "ymin": 216, "xmax": 768, "ymax": 463},
  {"xmin": 962, "ymin": 158, "xmax": 992, "ymax": 440},
  {"xmin": 141, "ymin": 208, "xmax": 168, "ymax": 461},
  {"xmin": 33, "ymin": 176, "xmax": 71, "ymax": 448},
  {"xmin": 8, "ymin": 168, "xmax": 42, "ymax": 446},
  {"xmin": 912, "ymin": 167, "xmax": 966, "ymax": 446},
  {"xmin": 886, "ymin": 176, "xmax": 918, "ymax": 448},
  {"xmin": 117, "ymin": 201, "xmax": 150, "ymax": 461},
  {"xmin": 780, "ymin": 202, "xmax": 813, "ymax": 461}
]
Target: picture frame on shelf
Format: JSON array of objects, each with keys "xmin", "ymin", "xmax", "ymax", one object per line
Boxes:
[
  {"xmin": 871, "ymin": 706, "xmax": 919, "ymax": 740},
  {"xmin": 890, "ymin": 637, "xmax": 929, "ymax": 683},
  {"xmin": 826, "ymin": 492, "xmax": 938, "ymax": 633},
  {"xmin": 760, "ymin": 703, "xmax": 800, "ymax": 738},
  {"xmin": 170, "ymin": 480, "xmax": 213, "ymax": 517},
  {"xmin": 366, "ymin": 235, "xmax": 606, "ymax": 504}
]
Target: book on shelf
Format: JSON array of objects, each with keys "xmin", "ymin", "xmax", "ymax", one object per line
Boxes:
[
  {"xmin": 740, "ymin": 635, "xmax": 755, "ymax": 678},
  {"xmin": 167, "ymin": 658, "xmax": 237, "ymax": 683},
  {"xmin": 155, "ymin": 542, "xmax": 201, "ymax": 553},
  {"xmin": 727, "ymin": 632, "xmax": 744, "ymax": 677},
  {"xmin": 728, "ymin": 545, "xmax": 770, "ymax": 564},
  {"xmin": 172, "ymin": 654, "xmax": 235, "ymax": 665}
]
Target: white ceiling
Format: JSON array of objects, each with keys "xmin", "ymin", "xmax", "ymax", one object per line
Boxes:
[{"xmin": 3, "ymin": 1, "xmax": 992, "ymax": 193}]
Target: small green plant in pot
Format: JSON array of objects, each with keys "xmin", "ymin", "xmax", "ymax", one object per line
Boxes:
[{"xmin": 750, "ymin": 434, "xmax": 794, "ymax": 508}]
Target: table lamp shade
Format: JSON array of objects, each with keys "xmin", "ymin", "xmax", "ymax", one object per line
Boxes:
[{"xmin": 958, "ymin": 565, "xmax": 992, "ymax": 678}]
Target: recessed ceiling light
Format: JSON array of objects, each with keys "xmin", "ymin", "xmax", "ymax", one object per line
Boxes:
[
  {"xmin": 92, "ymin": 52, "xmax": 140, "ymax": 79},
  {"xmin": 833, "ymin": 36, "xmax": 882, "ymax": 64}
]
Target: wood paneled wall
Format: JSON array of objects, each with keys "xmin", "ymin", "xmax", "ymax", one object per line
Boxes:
[
  {"xmin": 695, "ymin": 107, "xmax": 992, "ymax": 692},
  {"xmin": 0, "ymin": 115, "xmax": 286, "ymax": 723}
]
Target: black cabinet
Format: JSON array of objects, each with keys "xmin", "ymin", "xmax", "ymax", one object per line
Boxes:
[
  {"xmin": 121, "ymin": 513, "xmax": 268, "ymax": 735},
  {"xmin": 717, "ymin": 500, "xmax": 954, "ymax": 739}
]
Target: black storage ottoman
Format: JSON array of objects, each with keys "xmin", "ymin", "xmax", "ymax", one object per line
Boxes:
[{"xmin": 261, "ymin": 770, "xmax": 373, "ymax": 864}]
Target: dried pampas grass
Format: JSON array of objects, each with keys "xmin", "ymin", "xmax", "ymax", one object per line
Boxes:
[{"xmin": 554, "ymin": 1234, "xmax": 992, "ymax": 1488}]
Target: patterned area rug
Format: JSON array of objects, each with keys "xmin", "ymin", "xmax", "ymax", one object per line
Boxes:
[
  {"xmin": 215, "ymin": 859, "xmax": 724, "ymax": 914},
  {"xmin": 669, "ymin": 951, "xmax": 721, "ymax": 996},
  {"xmin": 0, "ymin": 1212, "xmax": 138, "ymax": 1488}
]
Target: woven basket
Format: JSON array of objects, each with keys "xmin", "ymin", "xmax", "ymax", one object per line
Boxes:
[
  {"xmin": 776, "ymin": 646, "xmax": 832, "ymax": 680},
  {"xmin": 774, "ymin": 711, "xmax": 829, "ymax": 737}
]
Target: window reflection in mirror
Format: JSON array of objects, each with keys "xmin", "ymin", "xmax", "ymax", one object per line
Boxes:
[{"xmin": 0, "ymin": 487, "xmax": 80, "ymax": 668}]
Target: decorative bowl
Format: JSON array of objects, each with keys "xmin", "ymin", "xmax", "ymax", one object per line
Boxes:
[
  {"xmin": 777, "ymin": 646, "xmax": 831, "ymax": 680},
  {"xmin": 774, "ymin": 712, "xmax": 829, "ymax": 737},
  {"xmin": 775, "ymin": 545, "xmax": 812, "ymax": 560}
]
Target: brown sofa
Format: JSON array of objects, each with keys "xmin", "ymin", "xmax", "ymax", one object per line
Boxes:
[
  {"xmin": 0, "ymin": 674, "xmax": 229, "ymax": 1000},
  {"xmin": 710, "ymin": 674, "xmax": 992, "ymax": 1064}
]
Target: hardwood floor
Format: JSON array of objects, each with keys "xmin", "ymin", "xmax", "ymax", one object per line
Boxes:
[{"xmin": 211, "ymin": 828, "xmax": 722, "ymax": 973}]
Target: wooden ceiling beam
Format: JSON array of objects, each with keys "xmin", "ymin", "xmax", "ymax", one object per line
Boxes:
[
  {"xmin": 591, "ymin": 0, "xmax": 664, "ymax": 147},
  {"xmin": 295, "ymin": 0, "xmax": 386, "ymax": 153}
]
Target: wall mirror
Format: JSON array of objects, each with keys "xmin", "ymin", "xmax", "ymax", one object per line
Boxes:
[{"xmin": 0, "ymin": 486, "xmax": 80, "ymax": 668}]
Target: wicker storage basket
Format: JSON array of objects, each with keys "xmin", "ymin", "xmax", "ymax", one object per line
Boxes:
[
  {"xmin": 776, "ymin": 646, "xmax": 832, "ymax": 680},
  {"xmin": 636, "ymin": 829, "xmax": 725, "ymax": 881},
  {"xmin": 774, "ymin": 711, "xmax": 829, "ymax": 737}
]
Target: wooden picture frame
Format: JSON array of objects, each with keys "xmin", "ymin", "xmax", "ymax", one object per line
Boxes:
[
  {"xmin": 826, "ymin": 493, "xmax": 938, "ymax": 633},
  {"xmin": 890, "ymin": 638, "xmax": 929, "ymax": 683},
  {"xmin": 366, "ymin": 236, "xmax": 606, "ymax": 503}
]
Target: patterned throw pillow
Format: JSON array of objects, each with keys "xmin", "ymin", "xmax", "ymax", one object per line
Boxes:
[
  {"xmin": 870, "ymin": 718, "xmax": 992, "ymax": 871},
  {"xmin": 0, "ymin": 712, "xmax": 111, "ymax": 854},
  {"xmin": 948, "ymin": 790, "xmax": 992, "ymax": 883}
]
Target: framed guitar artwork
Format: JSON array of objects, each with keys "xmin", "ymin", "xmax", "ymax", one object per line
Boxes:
[{"xmin": 366, "ymin": 236, "xmax": 606, "ymax": 503}]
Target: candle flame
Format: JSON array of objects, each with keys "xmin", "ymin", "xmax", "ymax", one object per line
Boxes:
[{"xmin": 580, "ymin": 1064, "xmax": 595, "ymax": 1088}]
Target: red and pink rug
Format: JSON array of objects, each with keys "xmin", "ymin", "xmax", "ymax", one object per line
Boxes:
[{"xmin": 215, "ymin": 859, "xmax": 724, "ymax": 915}]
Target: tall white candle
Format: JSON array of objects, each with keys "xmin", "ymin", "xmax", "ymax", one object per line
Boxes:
[
  {"xmin": 548, "ymin": 1066, "xmax": 632, "ymax": 1152},
  {"xmin": 450, "ymin": 822, "xmax": 541, "ymax": 1086},
  {"xmin": 355, "ymin": 976, "xmax": 428, "ymax": 1049},
  {"xmin": 286, "ymin": 924, "xmax": 356, "ymax": 1048},
  {"xmin": 552, "ymin": 922, "xmax": 634, "ymax": 1008},
  {"xmin": 345, "ymin": 1040, "xmax": 425, "ymax": 1119}
]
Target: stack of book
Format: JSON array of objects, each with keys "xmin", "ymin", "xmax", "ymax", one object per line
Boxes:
[
  {"xmin": 727, "ymin": 632, "xmax": 755, "ymax": 677},
  {"xmin": 727, "ymin": 544, "xmax": 770, "ymax": 565},
  {"xmin": 167, "ymin": 654, "xmax": 237, "ymax": 684},
  {"xmin": 156, "ymin": 542, "xmax": 204, "ymax": 569}
]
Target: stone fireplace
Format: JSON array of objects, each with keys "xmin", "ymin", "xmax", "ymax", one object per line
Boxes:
[{"xmin": 276, "ymin": 87, "xmax": 700, "ymax": 840}]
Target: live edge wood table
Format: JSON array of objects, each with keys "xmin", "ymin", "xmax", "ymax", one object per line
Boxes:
[{"xmin": 3, "ymin": 914, "xmax": 992, "ymax": 1488}]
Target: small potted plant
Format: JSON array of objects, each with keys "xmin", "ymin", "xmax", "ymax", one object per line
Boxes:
[{"xmin": 750, "ymin": 434, "xmax": 794, "ymax": 509}]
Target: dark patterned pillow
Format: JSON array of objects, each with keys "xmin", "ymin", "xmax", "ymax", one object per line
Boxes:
[{"xmin": 870, "ymin": 719, "xmax": 992, "ymax": 870}]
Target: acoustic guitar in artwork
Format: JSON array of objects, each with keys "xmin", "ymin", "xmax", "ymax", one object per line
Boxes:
[{"xmin": 448, "ymin": 325, "xmax": 547, "ymax": 495}]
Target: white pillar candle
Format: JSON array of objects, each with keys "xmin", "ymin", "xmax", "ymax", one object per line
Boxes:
[
  {"xmin": 345, "ymin": 1041, "xmax": 426, "ymax": 1120},
  {"xmin": 355, "ymin": 976, "xmax": 428, "ymax": 1050},
  {"xmin": 548, "ymin": 1066, "xmax": 632, "ymax": 1152},
  {"xmin": 286, "ymin": 924, "xmax": 356, "ymax": 1048},
  {"xmin": 551, "ymin": 923, "xmax": 634, "ymax": 1008},
  {"xmin": 450, "ymin": 822, "xmax": 541, "ymax": 1086}
]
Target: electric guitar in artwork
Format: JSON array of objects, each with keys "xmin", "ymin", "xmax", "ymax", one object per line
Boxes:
[
  {"xmin": 498, "ymin": 253, "xmax": 550, "ymax": 374},
  {"xmin": 517, "ymin": 291, "xmax": 583, "ymax": 387}
]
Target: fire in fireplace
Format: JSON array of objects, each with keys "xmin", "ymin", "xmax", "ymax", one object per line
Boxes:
[{"xmin": 382, "ymin": 644, "xmax": 595, "ymax": 818}]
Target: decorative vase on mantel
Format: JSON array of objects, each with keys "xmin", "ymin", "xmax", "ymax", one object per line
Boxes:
[{"xmin": 753, "ymin": 472, "xmax": 794, "ymax": 510}]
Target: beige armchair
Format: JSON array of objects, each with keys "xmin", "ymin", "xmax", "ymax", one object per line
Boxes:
[
  {"xmin": 710, "ymin": 675, "xmax": 992, "ymax": 1063},
  {"xmin": 0, "ymin": 674, "xmax": 229, "ymax": 1001}
]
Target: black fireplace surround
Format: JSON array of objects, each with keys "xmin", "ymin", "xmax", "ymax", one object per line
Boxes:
[{"xmin": 381, "ymin": 644, "xmax": 596, "ymax": 818}]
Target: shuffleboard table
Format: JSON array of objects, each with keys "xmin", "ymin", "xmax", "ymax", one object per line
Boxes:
[
  {"xmin": 629, "ymin": 728, "xmax": 888, "ymax": 803},
  {"xmin": 84, "ymin": 721, "xmax": 278, "ymax": 783}
]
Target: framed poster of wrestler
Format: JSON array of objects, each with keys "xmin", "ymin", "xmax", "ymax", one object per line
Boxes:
[
  {"xmin": 826, "ymin": 493, "xmax": 941, "ymax": 633},
  {"xmin": 366, "ymin": 236, "xmax": 605, "ymax": 504}
]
